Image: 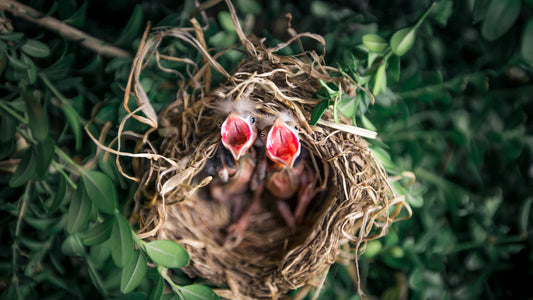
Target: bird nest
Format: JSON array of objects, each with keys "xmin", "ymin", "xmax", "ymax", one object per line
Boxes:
[{"xmin": 105, "ymin": 1, "xmax": 410, "ymax": 299}]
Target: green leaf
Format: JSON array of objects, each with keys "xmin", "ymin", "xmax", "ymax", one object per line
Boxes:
[
  {"xmin": 362, "ymin": 34, "xmax": 388, "ymax": 53},
  {"xmin": 310, "ymin": 99, "xmax": 329, "ymax": 125},
  {"xmin": 23, "ymin": 91, "xmax": 50, "ymax": 142},
  {"xmin": 121, "ymin": 251, "xmax": 148, "ymax": 294},
  {"xmin": 61, "ymin": 103, "xmax": 82, "ymax": 150},
  {"xmin": 362, "ymin": 240, "xmax": 382, "ymax": 259},
  {"xmin": 48, "ymin": 175, "xmax": 68, "ymax": 214},
  {"xmin": 21, "ymin": 54, "xmax": 37, "ymax": 84},
  {"xmin": 236, "ymin": 0, "xmax": 262, "ymax": 14},
  {"xmin": 115, "ymin": 5, "xmax": 143, "ymax": 46},
  {"xmin": 64, "ymin": 2, "xmax": 87, "ymax": 27},
  {"xmin": 5, "ymin": 52, "xmax": 30, "ymax": 70},
  {"xmin": 149, "ymin": 276, "xmax": 165, "ymax": 300},
  {"xmin": 67, "ymin": 184, "xmax": 92, "ymax": 234},
  {"xmin": 473, "ymin": 0, "xmax": 491, "ymax": 23},
  {"xmin": 35, "ymin": 137, "xmax": 55, "ymax": 179},
  {"xmin": 481, "ymin": 0, "xmax": 521, "ymax": 41},
  {"xmin": 61, "ymin": 234, "xmax": 85, "ymax": 256},
  {"xmin": 0, "ymin": 32, "xmax": 24, "ymax": 41},
  {"xmin": 372, "ymin": 63, "xmax": 387, "ymax": 96},
  {"xmin": 521, "ymin": 18, "xmax": 533, "ymax": 66},
  {"xmin": 390, "ymin": 27, "xmax": 416, "ymax": 56},
  {"xmin": 81, "ymin": 170, "xmax": 118, "ymax": 215},
  {"xmin": 433, "ymin": 0, "xmax": 453, "ymax": 27},
  {"xmin": 0, "ymin": 110, "xmax": 17, "ymax": 143},
  {"xmin": 360, "ymin": 114, "xmax": 377, "ymax": 131},
  {"xmin": 83, "ymin": 218, "xmax": 114, "ymax": 246},
  {"xmin": 21, "ymin": 39, "xmax": 51, "ymax": 58},
  {"xmin": 88, "ymin": 262, "xmax": 109, "ymax": 297},
  {"xmin": 218, "ymin": 11, "xmax": 236, "ymax": 32},
  {"xmin": 389, "ymin": 55, "xmax": 400, "ymax": 82},
  {"xmin": 111, "ymin": 213, "xmax": 135, "ymax": 268},
  {"xmin": 9, "ymin": 148, "xmax": 37, "ymax": 187},
  {"xmin": 144, "ymin": 240, "xmax": 190, "ymax": 268},
  {"xmin": 519, "ymin": 198, "xmax": 532, "ymax": 235},
  {"xmin": 180, "ymin": 285, "xmax": 220, "ymax": 300}
]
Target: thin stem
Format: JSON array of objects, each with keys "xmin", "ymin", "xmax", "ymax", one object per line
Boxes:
[
  {"xmin": 414, "ymin": 2, "xmax": 436, "ymax": 30},
  {"xmin": 0, "ymin": 101, "xmax": 28, "ymax": 125},
  {"xmin": 0, "ymin": 0, "xmax": 131, "ymax": 58},
  {"xmin": 54, "ymin": 146, "xmax": 84, "ymax": 174},
  {"xmin": 51, "ymin": 161, "xmax": 77, "ymax": 189},
  {"xmin": 158, "ymin": 266, "xmax": 184, "ymax": 297},
  {"xmin": 39, "ymin": 74, "xmax": 70, "ymax": 104}
]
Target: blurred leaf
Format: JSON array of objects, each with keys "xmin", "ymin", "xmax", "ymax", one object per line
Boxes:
[
  {"xmin": 88, "ymin": 262, "xmax": 108, "ymax": 297},
  {"xmin": 83, "ymin": 218, "xmax": 114, "ymax": 246},
  {"xmin": 390, "ymin": 28, "xmax": 415, "ymax": 56},
  {"xmin": 473, "ymin": 0, "xmax": 491, "ymax": 22},
  {"xmin": 67, "ymin": 184, "xmax": 92, "ymax": 234},
  {"xmin": 389, "ymin": 55, "xmax": 400, "ymax": 82},
  {"xmin": 218, "ymin": 11, "xmax": 236, "ymax": 32},
  {"xmin": 371, "ymin": 146, "xmax": 398, "ymax": 171},
  {"xmin": 0, "ymin": 32, "xmax": 24, "ymax": 41},
  {"xmin": 6, "ymin": 52, "xmax": 30, "ymax": 70},
  {"xmin": 35, "ymin": 137, "xmax": 55, "ymax": 179},
  {"xmin": 43, "ymin": 54, "xmax": 75, "ymax": 80},
  {"xmin": 481, "ymin": 0, "xmax": 521, "ymax": 41},
  {"xmin": 9, "ymin": 148, "xmax": 37, "ymax": 187},
  {"xmin": 115, "ymin": 5, "xmax": 143, "ymax": 46},
  {"xmin": 310, "ymin": 99, "xmax": 329, "ymax": 125},
  {"xmin": 48, "ymin": 175, "xmax": 68, "ymax": 214},
  {"xmin": 23, "ymin": 91, "xmax": 49, "ymax": 142},
  {"xmin": 372, "ymin": 63, "xmax": 387, "ymax": 96},
  {"xmin": 180, "ymin": 285, "xmax": 220, "ymax": 300},
  {"xmin": 21, "ymin": 39, "xmax": 51, "ymax": 58},
  {"xmin": 236, "ymin": 0, "xmax": 261, "ymax": 14},
  {"xmin": 0, "ymin": 110, "xmax": 17, "ymax": 143},
  {"xmin": 81, "ymin": 170, "xmax": 118, "ymax": 215},
  {"xmin": 519, "ymin": 198, "xmax": 532, "ymax": 235},
  {"xmin": 362, "ymin": 240, "xmax": 382, "ymax": 259},
  {"xmin": 121, "ymin": 251, "xmax": 148, "ymax": 294},
  {"xmin": 21, "ymin": 54, "xmax": 37, "ymax": 84},
  {"xmin": 61, "ymin": 103, "xmax": 83, "ymax": 150},
  {"xmin": 144, "ymin": 240, "xmax": 190, "ymax": 268},
  {"xmin": 149, "ymin": 276, "xmax": 165, "ymax": 300},
  {"xmin": 111, "ymin": 213, "xmax": 134, "ymax": 268},
  {"xmin": 433, "ymin": 0, "xmax": 453, "ymax": 26},
  {"xmin": 360, "ymin": 113, "xmax": 377, "ymax": 131},
  {"xmin": 362, "ymin": 34, "xmax": 388, "ymax": 53},
  {"xmin": 521, "ymin": 18, "xmax": 533, "ymax": 66},
  {"xmin": 61, "ymin": 234, "xmax": 85, "ymax": 256},
  {"xmin": 64, "ymin": 2, "xmax": 87, "ymax": 27}
]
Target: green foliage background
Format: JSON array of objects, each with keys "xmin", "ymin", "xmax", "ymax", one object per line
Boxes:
[{"xmin": 1, "ymin": 0, "xmax": 532, "ymax": 299}]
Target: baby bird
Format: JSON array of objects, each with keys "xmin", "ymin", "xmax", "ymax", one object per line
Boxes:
[{"xmin": 262, "ymin": 114, "xmax": 320, "ymax": 228}]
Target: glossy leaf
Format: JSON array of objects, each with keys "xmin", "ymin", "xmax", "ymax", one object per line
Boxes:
[
  {"xmin": 121, "ymin": 251, "xmax": 148, "ymax": 294},
  {"xmin": 149, "ymin": 276, "xmax": 165, "ymax": 300},
  {"xmin": 21, "ymin": 39, "xmax": 51, "ymax": 58},
  {"xmin": 111, "ymin": 213, "xmax": 135, "ymax": 268},
  {"xmin": 310, "ymin": 99, "xmax": 329, "ymax": 125},
  {"xmin": 144, "ymin": 240, "xmax": 190, "ymax": 268},
  {"xmin": 81, "ymin": 170, "xmax": 118, "ymax": 215},
  {"xmin": 67, "ymin": 185, "xmax": 92, "ymax": 234},
  {"xmin": 61, "ymin": 234, "xmax": 85, "ymax": 256},
  {"xmin": 23, "ymin": 91, "xmax": 49, "ymax": 142},
  {"xmin": 362, "ymin": 34, "xmax": 388, "ymax": 53},
  {"xmin": 83, "ymin": 218, "xmax": 114, "ymax": 246},
  {"xmin": 35, "ymin": 137, "xmax": 55, "ymax": 179},
  {"xmin": 61, "ymin": 103, "xmax": 82, "ymax": 150},
  {"xmin": 390, "ymin": 27, "xmax": 416, "ymax": 56},
  {"xmin": 372, "ymin": 63, "xmax": 387, "ymax": 96},
  {"xmin": 9, "ymin": 148, "xmax": 37, "ymax": 187},
  {"xmin": 21, "ymin": 54, "xmax": 37, "ymax": 84},
  {"xmin": 481, "ymin": 0, "xmax": 521, "ymax": 41},
  {"xmin": 180, "ymin": 285, "xmax": 220, "ymax": 300},
  {"xmin": 521, "ymin": 18, "xmax": 533, "ymax": 66}
]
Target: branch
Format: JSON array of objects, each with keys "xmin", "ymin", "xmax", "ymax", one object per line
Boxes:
[{"xmin": 0, "ymin": 0, "xmax": 131, "ymax": 58}]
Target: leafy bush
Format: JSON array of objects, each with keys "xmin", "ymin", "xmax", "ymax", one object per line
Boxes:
[{"xmin": 1, "ymin": 0, "xmax": 531, "ymax": 299}]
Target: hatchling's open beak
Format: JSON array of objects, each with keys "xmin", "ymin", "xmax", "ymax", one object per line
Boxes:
[
  {"xmin": 266, "ymin": 118, "xmax": 301, "ymax": 168},
  {"xmin": 221, "ymin": 113, "xmax": 256, "ymax": 160}
]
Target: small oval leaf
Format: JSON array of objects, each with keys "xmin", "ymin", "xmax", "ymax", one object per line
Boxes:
[
  {"xmin": 61, "ymin": 234, "xmax": 85, "ymax": 256},
  {"xmin": 121, "ymin": 251, "xmax": 148, "ymax": 294},
  {"xmin": 390, "ymin": 27, "xmax": 416, "ymax": 56},
  {"xmin": 111, "ymin": 213, "xmax": 135, "ymax": 268},
  {"xmin": 481, "ymin": 0, "xmax": 521, "ymax": 41},
  {"xmin": 9, "ymin": 148, "xmax": 37, "ymax": 187},
  {"xmin": 372, "ymin": 63, "xmax": 387, "ymax": 96},
  {"xmin": 144, "ymin": 240, "xmax": 190, "ymax": 268},
  {"xmin": 21, "ymin": 39, "xmax": 51, "ymax": 58},
  {"xmin": 180, "ymin": 285, "xmax": 220, "ymax": 300},
  {"xmin": 310, "ymin": 99, "xmax": 329, "ymax": 126},
  {"xmin": 61, "ymin": 103, "xmax": 82, "ymax": 150},
  {"xmin": 83, "ymin": 218, "xmax": 114, "ymax": 246},
  {"xmin": 67, "ymin": 184, "xmax": 92, "ymax": 234},
  {"xmin": 81, "ymin": 170, "xmax": 118, "ymax": 215},
  {"xmin": 362, "ymin": 34, "xmax": 388, "ymax": 53}
]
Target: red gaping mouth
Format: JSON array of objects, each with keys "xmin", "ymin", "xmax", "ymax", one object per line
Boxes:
[
  {"xmin": 266, "ymin": 119, "xmax": 301, "ymax": 167},
  {"xmin": 221, "ymin": 114, "xmax": 255, "ymax": 160}
]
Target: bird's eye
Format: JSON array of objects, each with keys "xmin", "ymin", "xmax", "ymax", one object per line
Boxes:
[
  {"xmin": 217, "ymin": 121, "xmax": 222, "ymax": 128},
  {"xmin": 294, "ymin": 125, "xmax": 298, "ymax": 130},
  {"xmin": 260, "ymin": 132, "xmax": 266, "ymax": 138},
  {"xmin": 250, "ymin": 117, "xmax": 255, "ymax": 124}
]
